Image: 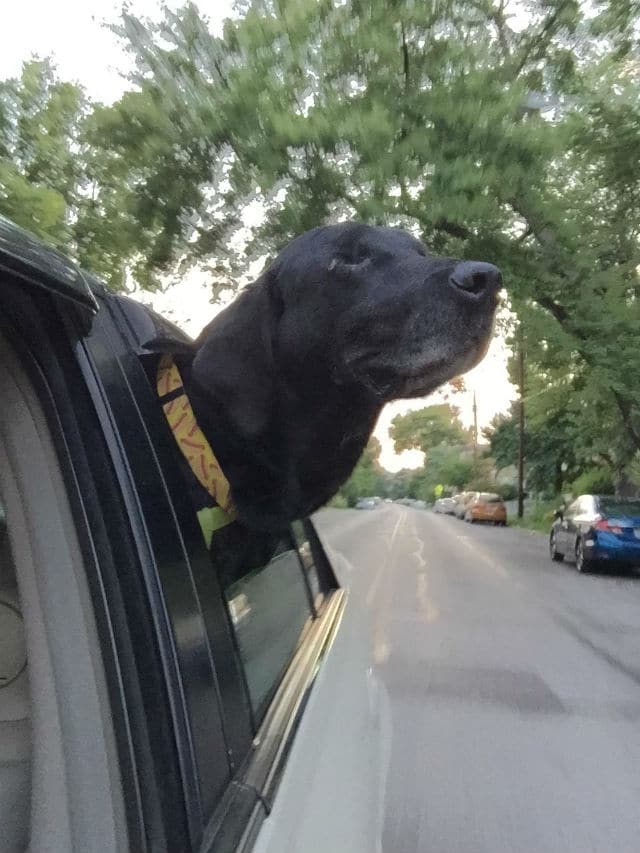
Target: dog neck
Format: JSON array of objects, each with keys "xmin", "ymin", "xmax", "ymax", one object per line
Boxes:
[{"xmin": 185, "ymin": 369, "xmax": 379, "ymax": 531}]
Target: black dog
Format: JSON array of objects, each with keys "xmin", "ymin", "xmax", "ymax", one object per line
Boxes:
[{"xmin": 176, "ymin": 222, "xmax": 501, "ymax": 532}]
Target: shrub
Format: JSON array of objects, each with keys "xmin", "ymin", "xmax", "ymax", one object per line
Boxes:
[
  {"xmin": 511, "ymin": 498, "xmax": 559, "ymax": 532},
  {"xmin": 327, "ymin": 493, "xmax": 349, "ymax": 508},
  {"xmin": 497, "ymin": 483, "xmax": 518, "ymax": 501},
  {"xmin": 569, "ymin": 468, "xmax": 615, "ymax": 497}
]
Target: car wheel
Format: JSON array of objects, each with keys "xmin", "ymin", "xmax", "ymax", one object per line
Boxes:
[
  {"xmin": 549, "ymin": 531, "xmax": 564, "ymax": 562},
  {"xmin": 575, "ymin": 537, "xmax": 595, "ymax": 573}
]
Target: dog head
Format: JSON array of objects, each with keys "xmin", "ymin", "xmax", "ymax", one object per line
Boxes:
[
  {"xmin": 193, "ymin": 221, "xmax": 501, "ymax": 432},
  {"xmin": 269, "ymin": 222, "xmax": 501, "ymax": 400},
  {"xmin": 190, "ymin": 222, "xmax": 502, "ymax": 526}
]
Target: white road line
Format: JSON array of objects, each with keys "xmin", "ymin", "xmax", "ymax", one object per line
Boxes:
[
  {"xmin": 450, "ymin": 524, "xmax": 509, "ymax": 578},
  {"xmin": 365, "ymin": 511, "xmax": 405, "ymax": 606}
]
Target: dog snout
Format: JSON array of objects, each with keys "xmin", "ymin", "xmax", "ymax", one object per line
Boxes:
[{"xmin": 449, "ymin": 261, "xmax": 502, "ymax": 298}]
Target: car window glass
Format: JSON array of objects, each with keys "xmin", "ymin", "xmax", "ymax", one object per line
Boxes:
[
  {"xmin": 213, "ymin": 526, "xmax": 313, "ymax": 721},
  {"xmin": 599, "ymin": 500, "xmax": 640, "ymax": 517},
  {"xmin": 566, "ymin": 499, "xmax": 580, "ymax": 516},
  {"xmin": 290, "ymin": 519, "xmax": 323, "ymax": 605},
  {"xmin": 576, "ymin": 497, "xmax": 592, "ymax": 515}
]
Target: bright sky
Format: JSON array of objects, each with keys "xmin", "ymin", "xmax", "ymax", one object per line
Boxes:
[{"xmin": 2, "ymin": 0, "xmax": 517, "ymax": 472}]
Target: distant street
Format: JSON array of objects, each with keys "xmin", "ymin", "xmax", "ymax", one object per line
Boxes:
[{"xmin": 315, "ymin": 506, "xmax": 640, "ymax": 853}]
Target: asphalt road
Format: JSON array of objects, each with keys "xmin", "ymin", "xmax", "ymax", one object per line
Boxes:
[{"xmin": 315, "ymin": 505, "xmax": 640, "ymax": 853}]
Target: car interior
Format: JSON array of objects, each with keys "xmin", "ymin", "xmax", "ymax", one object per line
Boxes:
[
  {"xmin": 0, "ymin": 330, "xmax": 127, "ymax": 853},
  {"xmin": 0, "ymin": 499, "xmax": 30, "ymax": 853}
]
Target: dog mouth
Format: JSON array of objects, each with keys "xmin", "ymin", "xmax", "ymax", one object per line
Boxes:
[
  {"xmin": 353, "ymin": 323, "xmax": 494, "ymax": 400},
  {"xmin": 343, "ymin": 279, "xmax": 501, "ymax": 400},
  {"xmin": 398, "ymin": 335, "xmax": 492, "ymax": 398}
]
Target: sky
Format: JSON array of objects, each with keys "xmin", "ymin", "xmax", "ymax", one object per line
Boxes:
[{"xmin": 2, "ymin": 0, "xmax": 517, "ymax": 472}]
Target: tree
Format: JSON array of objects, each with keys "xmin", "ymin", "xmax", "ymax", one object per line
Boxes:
[
  {"xmin": 96, "ymin": 0, "xmax": 639, "ymax": 455},
  {"xmin": 414, "ymin": 445, "xmax": 475, "ymax": 500},
  {"xmin": 337, "ymin": 436, "xmax": 384, "ymax": 506},
  {"xmin": 3, "ymin": 1, "xmax": 639, "ymax": 473},
  {"xmin": 0, "ymin": 59, "xmax": 85, "ymax": 248},
  {"xmin": 485, "ymin": 412, "xmax": 519, "ymax": 474},
  {"xmin": 390, "ymin": 404, "xmax": 469, "ymax": 455}
]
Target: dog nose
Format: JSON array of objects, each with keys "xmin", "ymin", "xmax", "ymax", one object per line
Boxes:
[{"xmin": 449, "ymin": 261, "xmax": 502, "ymax": 297}]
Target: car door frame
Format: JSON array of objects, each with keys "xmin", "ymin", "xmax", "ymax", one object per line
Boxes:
[
  {"xmin": 557, "ymin": 498, "xmax": 578, "ymax": 554},
  {"xmin": 572, "ymin": 495, "xmax": 597, "ymax": 555},
  {"xmin": 564, "ymin": 496, "xmax": 594, "ymax": 558}
]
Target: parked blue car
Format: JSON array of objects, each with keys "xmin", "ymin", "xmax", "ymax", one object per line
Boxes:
[{"xmin": 550, "ymin": 494, "xmax": 640, "ymax": 572}]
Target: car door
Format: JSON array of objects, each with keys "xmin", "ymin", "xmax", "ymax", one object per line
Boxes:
[
  {"xmin": 573, "ymin": 495, "xmax": 597, "ymax": 548},
  {"xmin": 564, "ymin": 497, "xmax": 593, "ymax": 557},
  {"xmin": 558, "ymin": 499, "xmax": 579, "ymax": 553}
]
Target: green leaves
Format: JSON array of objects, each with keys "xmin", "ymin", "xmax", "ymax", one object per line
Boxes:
[
  {"xmin": 0, "ymin": 59, "xmax": 85, "ymax": 249},
  {"xmin": 390, "ymin": 405, "xmax": 470, "ymax": 454},
  {"xmin": 1, "ymin": 0, "xmax": 639, "ymax": 486}
]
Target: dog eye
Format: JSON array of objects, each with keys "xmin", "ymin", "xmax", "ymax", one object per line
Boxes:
[
  {"xmin": 329, "ymin": 250, "xmax": 368, "ymax": 269},
  {"xmin": 327, "ymin": 255, "xmax": 371, "ymax": 276}
]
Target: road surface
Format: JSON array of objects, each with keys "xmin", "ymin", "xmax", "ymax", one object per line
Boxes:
[{"xmin": 315, "ymin": 505, "xmax": 640, "ymax": 853}]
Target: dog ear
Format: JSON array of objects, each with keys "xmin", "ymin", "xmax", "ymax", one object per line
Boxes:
[{"xmin": 191, "ymin": 269, "xmax": 282, "ymax": 438}]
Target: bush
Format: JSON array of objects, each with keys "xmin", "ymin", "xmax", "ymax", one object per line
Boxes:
[
  {"xmin": 465, "ymin": 478, "xmax": 499, "ymax": 493},
  {"xmin": 511, "ymin": 498, "xmax": 559, "ymax": 532},
  {"xmin": 496, "ymin": 483, "xmax": 518, "ymax": 501},
  {"xmin": 569, "ymin": 468, "xmax": 614, "ymax": 497},
  {"xmin": 326, "ymin": 493, "xmax": 349, "ymax": 508}
]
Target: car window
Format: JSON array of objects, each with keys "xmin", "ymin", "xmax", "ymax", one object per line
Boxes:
[
  {"xmin": 218, "ymin": 529, "xmax": 313, "ymax": 720},
  {"xmin": 290, "ymin": 519, "xmax": 324, "ymax": 605},
  {"xmin": 110, "ymin": 309, "xmax": 318, "ymax": 728},
  {"xmin": 575, "ymin": 496, "xmax": 592, "ymax": 515},
  {"xmin": 479, "ymin": 493, "xmax": 501, "ymax": 503},
  {"xmin": 565, "ymin": 499, "xmax": 580, "ymax": 516},
  {"xmin": 599, "ymin": 499, "xmax": 640, "ymax": 517}
]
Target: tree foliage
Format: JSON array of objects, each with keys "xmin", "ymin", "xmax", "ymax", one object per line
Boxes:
[
  {"xmin": 1, "ymin": 0, "xmax": 639, "ymax": 487},
  {"xmin": 0, "ymin": 59, "xmax": 85, "ymax": 247},
  {"xmin": 391, "ymin": 404, "xmax": 469, "ymax": 454},
  {"xmin": 335, "ymin": 436, "xmax": 384, "ymax": 506}
]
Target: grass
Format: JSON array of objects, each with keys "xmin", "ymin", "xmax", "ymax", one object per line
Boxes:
[{"xmin": 509, "ymin": 499, "xmax": 557, "ymax": 534}]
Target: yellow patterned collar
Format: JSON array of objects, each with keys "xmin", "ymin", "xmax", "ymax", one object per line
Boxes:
[{"xmin": 157, "ymin": 355, "xmax": 236, "ymax": 535}]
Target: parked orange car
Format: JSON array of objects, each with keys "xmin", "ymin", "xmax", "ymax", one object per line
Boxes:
[{"xmin": 464, "ymin": 493, "xmax": 507, "ymax": 525}]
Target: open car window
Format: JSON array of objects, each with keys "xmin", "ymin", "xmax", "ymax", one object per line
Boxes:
[{"xmin": 219, "ymin": 529, "xmax": 313, "ymax": 720}]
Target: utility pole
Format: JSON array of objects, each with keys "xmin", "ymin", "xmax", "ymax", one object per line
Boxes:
[
  {"xmin": 472, "ymin": 390, "xmax": 478, "ymax": 464},
  {"xmin": 517, "ymin": 326, "xmax": 525, "ymax": 519}
]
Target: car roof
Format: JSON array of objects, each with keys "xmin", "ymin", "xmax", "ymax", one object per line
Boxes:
[{"xmin": 0, "ymin": 215, "xmax": 99, "ymax": 313}]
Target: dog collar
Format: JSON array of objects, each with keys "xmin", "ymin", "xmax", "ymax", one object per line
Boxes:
[{"xmin": 157, "ymin": 355, "xmax": 236, "ymax": 534}]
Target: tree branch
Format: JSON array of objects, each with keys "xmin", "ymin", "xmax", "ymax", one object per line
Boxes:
[
  {"xmin": 212, "ymin": 56, "xmax": 230, "ymax": 90},
  {"xmin": 536, "ymin": 296, "xmax": 569, "ymax": 325},
  {"xmin": 512, "ymin": 1, "xmax": 570, "ymax": 77},
  {"xmin": 490, "ymin": 0, "xmax": 513, "ymax": 62},
  {"xmin": 401, "ymin": 22, "xmax": 410, "ymax": 93},
  {"xmin": 611, "ymin": 389, "xmax": 640, "ymax": 450},
  {"xmin": 433, "ymin": 218, "xmax": 471, "ymax": 240}
]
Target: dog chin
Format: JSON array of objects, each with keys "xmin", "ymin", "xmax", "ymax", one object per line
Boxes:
[{"xmin": 396, "ymin": 338, "xmax": 493, "ymax": 400}]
